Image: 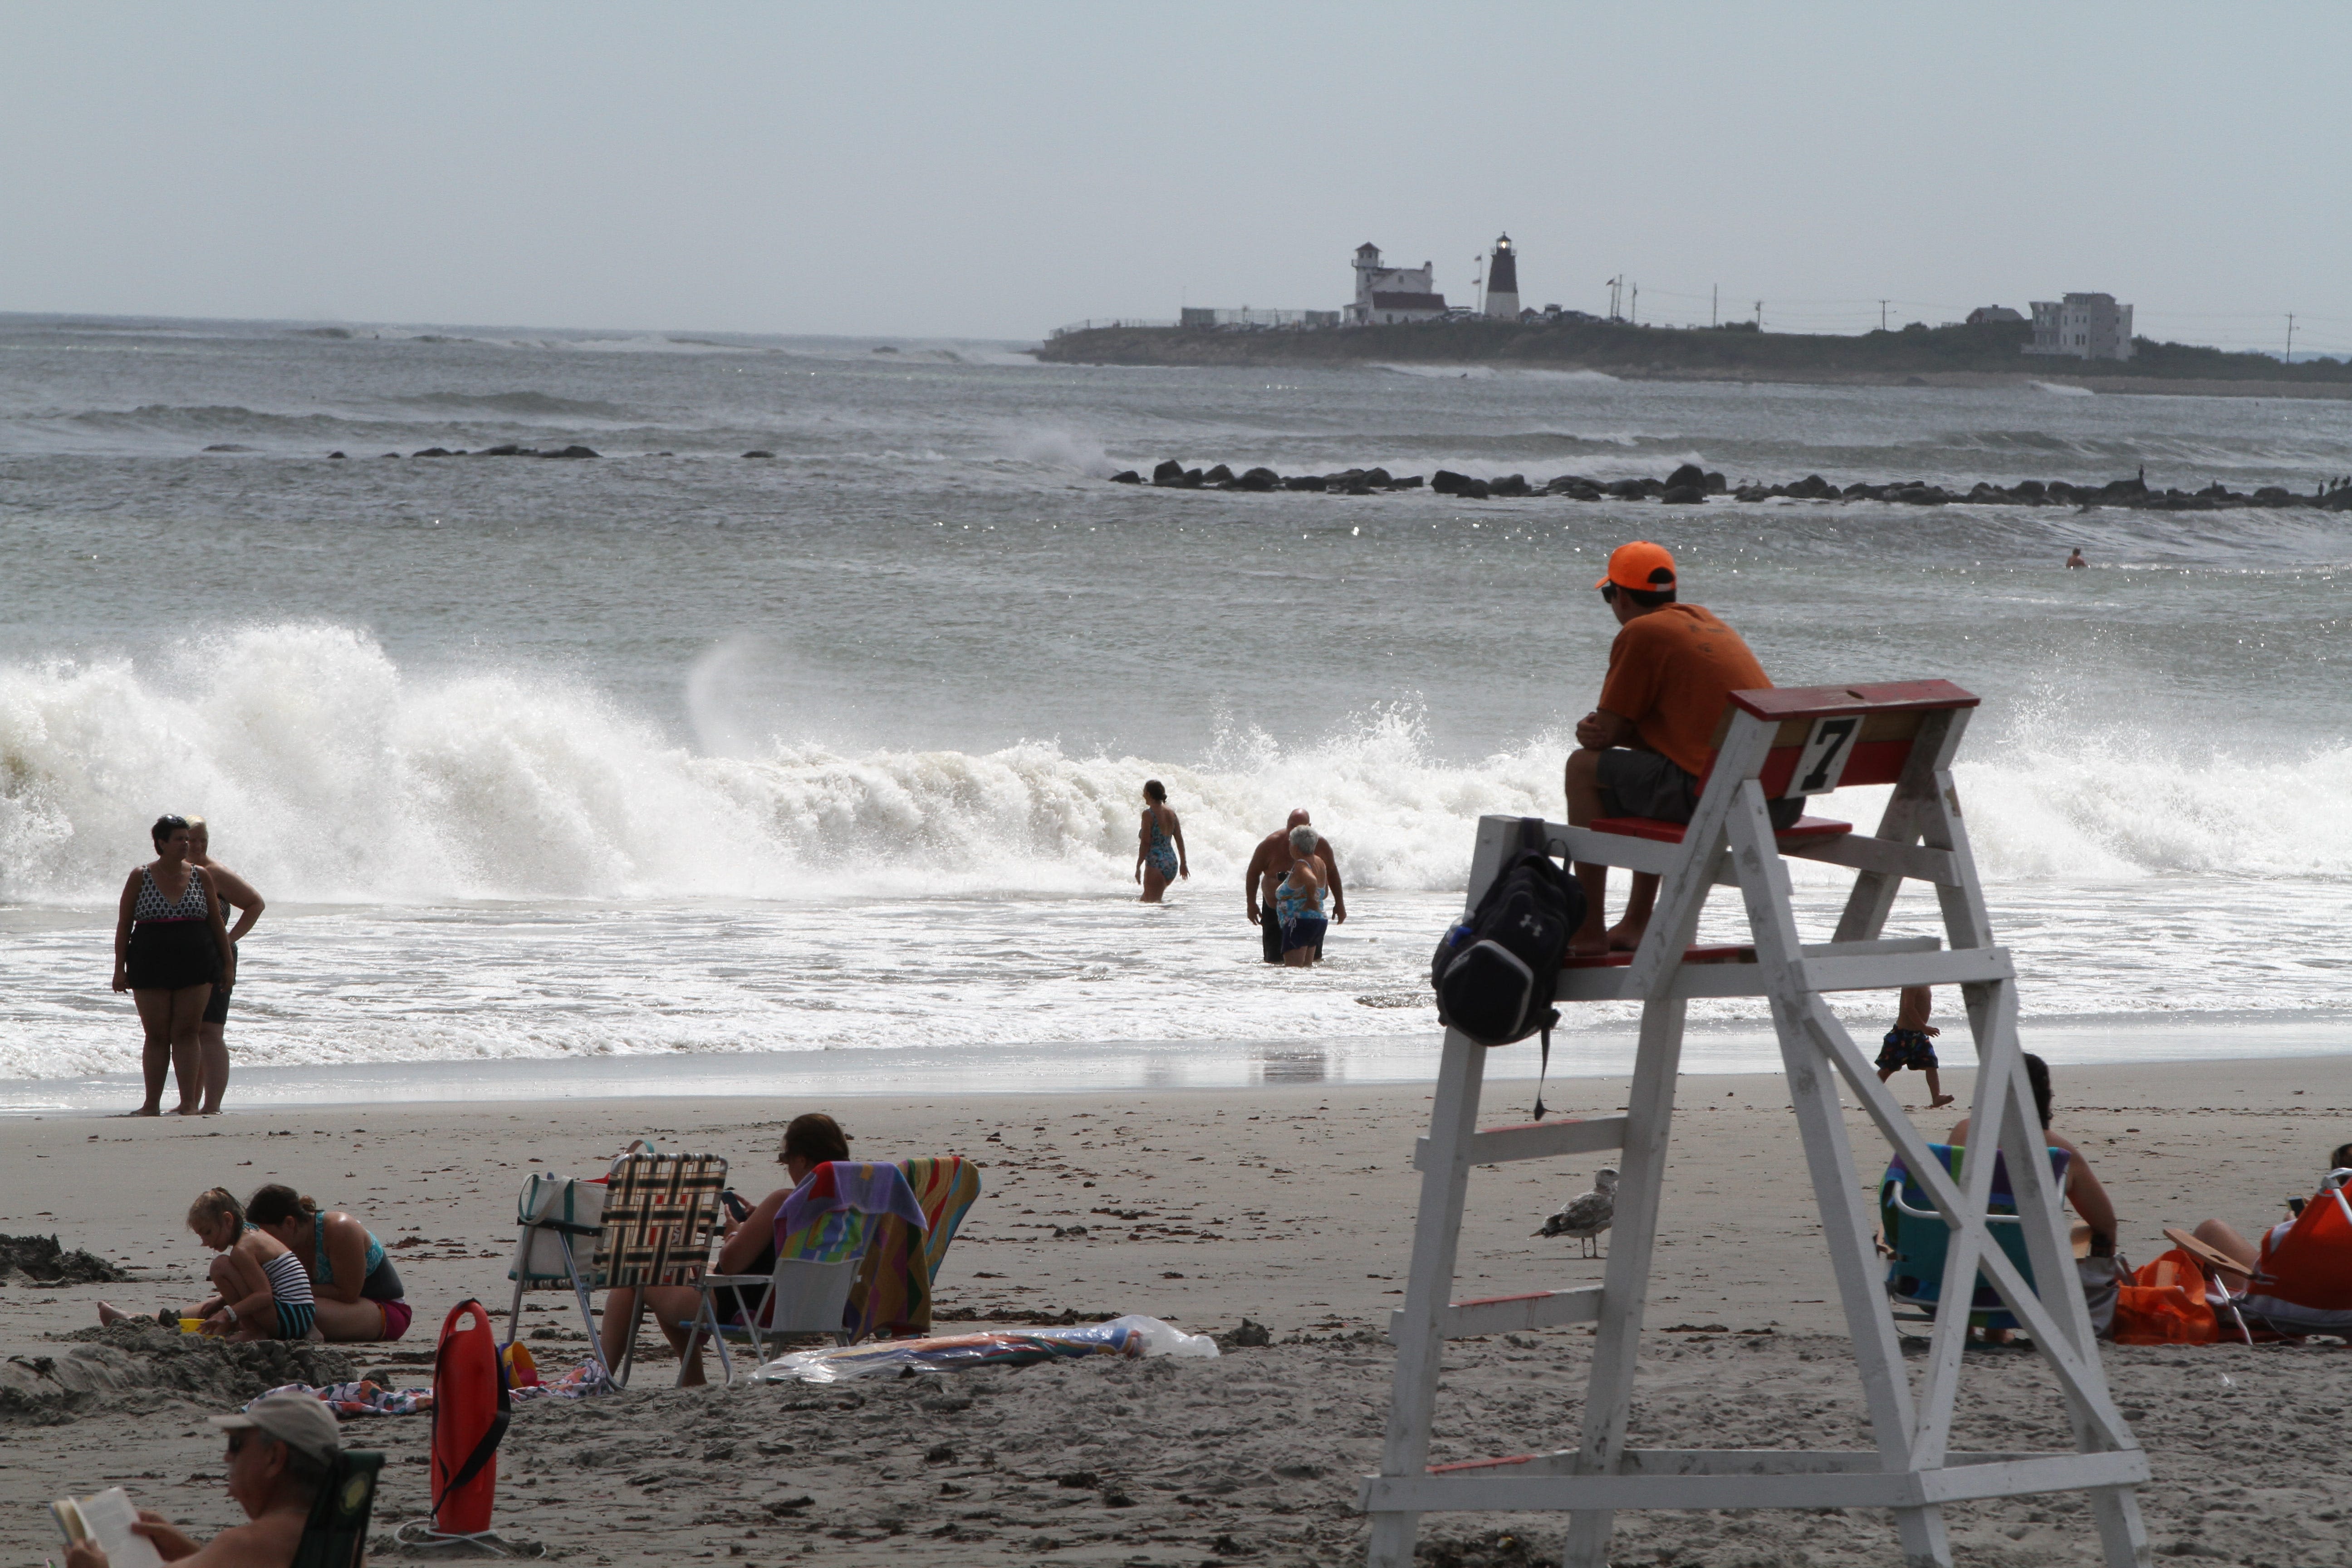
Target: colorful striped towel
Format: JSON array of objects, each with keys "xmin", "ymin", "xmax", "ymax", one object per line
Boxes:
[
  {"xmin": 848, "ymin": 1156, "xmax": 984, "ymax": 1339},
  {"xmin": 775, "ymin": 1161, "xmax": 926, "ymax": 1262}
]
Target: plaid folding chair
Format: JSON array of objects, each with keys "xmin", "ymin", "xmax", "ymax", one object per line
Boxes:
[{"xmin": 508, "ymin": 1151, "xmax": 729, "ymax": 1386}]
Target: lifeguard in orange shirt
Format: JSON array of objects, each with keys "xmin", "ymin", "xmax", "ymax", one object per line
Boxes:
[{"xmin": 1562, "ymin": 540, "xmax": 1800, "ymax": 957}]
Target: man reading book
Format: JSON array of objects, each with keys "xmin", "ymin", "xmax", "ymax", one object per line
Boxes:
[{"xmin": 64, "ymin": 1392, "xmax": 338, "ymax": 1568}]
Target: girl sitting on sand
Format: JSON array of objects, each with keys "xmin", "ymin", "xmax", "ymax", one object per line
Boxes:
[
  {"xmin": 97, "ymin": 1187, "xmax": 316, "ymax": 1342},
  {"xmin": 245, "ymin": 1184, "xmax": 412, "ymax": 1342}
]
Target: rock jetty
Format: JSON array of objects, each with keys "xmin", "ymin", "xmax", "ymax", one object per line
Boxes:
[{"xmin": 1108, "ymin": 460, "xmax": 2352, "ymax": 511}]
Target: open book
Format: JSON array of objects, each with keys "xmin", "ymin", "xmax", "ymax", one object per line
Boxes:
[{"xmin": 49, "ymin": 1487, "xmax": 166, "ymax": 1568}]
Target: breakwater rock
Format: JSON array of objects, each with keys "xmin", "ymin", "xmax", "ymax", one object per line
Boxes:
[{"xmin": 1109, "ymin": 461, "xmax": 2352, "ymax": 510}]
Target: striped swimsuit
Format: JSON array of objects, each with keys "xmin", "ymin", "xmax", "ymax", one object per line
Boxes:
[{"xmin": 253, "ymin": 1235, "xmax": 317, "ymax": 1339}]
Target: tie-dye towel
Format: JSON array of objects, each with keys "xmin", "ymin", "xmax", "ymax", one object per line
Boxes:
[{"xmin": 848, "ymin": 1156, "xmax": 984, "ymax": 1339}]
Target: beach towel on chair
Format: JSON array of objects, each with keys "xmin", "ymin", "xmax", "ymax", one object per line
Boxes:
[
  {"xmin": 848, "ymin": 1156, "xmax": 983, "ymax": 1340},
  {"xmin": 771, "ymin": 1162, "xmax": 926, "ymax": 1336}
]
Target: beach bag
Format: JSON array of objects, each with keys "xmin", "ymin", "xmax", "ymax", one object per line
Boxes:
[
  {"xmin": 428, "ymin": 1300, "xmax": 508, "ymax": 1537},
  {"xmin": 1431, "ymin": 818, "xmax": 1583, "ymax": 1115},
  {"xmin": 2108, "ymin": 1249, "xmax": 2221, "ymax": 1345},
  {"xmin": 507, "ymin": 1173, "xmax": 607, "ymax": 1289}
]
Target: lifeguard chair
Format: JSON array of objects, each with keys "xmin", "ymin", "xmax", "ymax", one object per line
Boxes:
[{"xmin": 1363, "ymin": 682, "xmax": 2150, "ymax": 1568}]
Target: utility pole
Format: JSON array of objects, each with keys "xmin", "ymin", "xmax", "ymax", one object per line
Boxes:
[
  {"xmin": 1606, "ymin": 275, "xmax": 1622, "ymax": 321},
  {"xmin": 1754, "ymin": 299, "xmax": 1764, "ymax": 330},
  {"xmin": 1712, "ymin": 285, "xmax": 1719, "ymax": 327},
  {"xmin": 2286, "ymin": 313, "xmax": 2296, "ymax": 364},
  {"xmin": 1631, "ymin": 282, "xmax": 1638, "ymax": 326},
  {"xmin": 1880, "ymin": 299, "xmax": 1889, "ymax": 332},
  {"xmin": 1475, "ymin": 255, "xmax": 1485, "ymax": 316}
]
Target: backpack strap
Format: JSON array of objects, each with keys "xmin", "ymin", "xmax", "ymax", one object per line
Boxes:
[{"xmin": 1530, "ymin": 1009, "xmax": 1562, "ymax": 1121}]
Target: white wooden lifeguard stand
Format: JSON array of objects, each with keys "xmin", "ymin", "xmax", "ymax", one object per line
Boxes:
[{"xmin": 1362, "ymin": 681, "xmax": 2151, "ymax": 1568}]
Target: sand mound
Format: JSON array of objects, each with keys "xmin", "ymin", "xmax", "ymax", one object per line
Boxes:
[
  {"xmin": 1, "ymin": 1321, "xmax": 357, "ymax": 1426},
  {"xmin": 0, "ymin": 1233, "xmax": 127, "ymax": 1284}
]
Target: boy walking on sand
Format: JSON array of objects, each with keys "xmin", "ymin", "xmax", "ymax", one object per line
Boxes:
[{"xmin": 1877, "ymin": 985, "xmax": 1953, "ymax": 1107}]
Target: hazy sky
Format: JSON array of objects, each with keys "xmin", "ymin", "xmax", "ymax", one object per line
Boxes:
[{"xmin": 6, "ymin": 2, "xmax": 2348, "ymax": 353}]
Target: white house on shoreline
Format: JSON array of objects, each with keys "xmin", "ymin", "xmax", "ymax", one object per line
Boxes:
[
  {"xmin": 1348, "ymin": 243, "xmax": 1448, "ymax": 325},
  {"xmin": 2025, "ymin": 293, "xmax": 2135, "ymax": 360}
]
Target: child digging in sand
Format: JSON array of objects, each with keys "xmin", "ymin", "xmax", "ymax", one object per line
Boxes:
[
  {"xmin": 1877, "ymin": 985, "xmax": 1954, "ymax": 1108},
  {"xmin": 97, "ymin": 1186, "xmax": 317, "ymax": 1341}
]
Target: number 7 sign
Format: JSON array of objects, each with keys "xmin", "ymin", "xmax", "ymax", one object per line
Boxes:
[{"xmin": 1785, "ymin": 715, "xmax": 1860, "ymax": 797}]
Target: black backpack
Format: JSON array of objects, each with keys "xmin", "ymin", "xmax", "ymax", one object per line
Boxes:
[{"xmin": 1431, "ymin": 818, "xmax": 1584, "ymax": 1116}]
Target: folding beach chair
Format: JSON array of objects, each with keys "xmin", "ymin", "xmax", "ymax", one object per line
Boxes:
[
  {"xmin": 682, "ymin": 1208, "xmax": 886, "ymax": 1385},
  {"xmin": 1881, "ymin": 1143, "xmax": 2071, "ymax": 1333},
  {"xmin": 506, "ymin": 1151, "xmax": 729, "ymax": 1386},
  {"xmin": 289, "ymin": 1450, "xmax": 382, "ymax": 1568},
  {"xmin": 846, "ymin": 1155, "xmax": 984, "ymax": 1339}
]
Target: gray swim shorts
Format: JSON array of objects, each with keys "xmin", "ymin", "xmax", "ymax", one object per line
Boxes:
[{"xmin": 1595, "ymin": 748, "xmax": 1802, "ymax": 829}]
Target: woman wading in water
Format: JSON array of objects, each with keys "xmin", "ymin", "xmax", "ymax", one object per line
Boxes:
[
  {"xmin": 1134, "ymin": 779, "xmax": 1189, "ymax": 902},
  {"xmin": 113, "ymin": 815, "xmax": 234, "ymax": 1116}
]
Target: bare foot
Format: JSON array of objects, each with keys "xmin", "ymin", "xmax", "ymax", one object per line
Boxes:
[
  {"xmin": 123, "ymin": 1106, "xmax": 162, "ymax": 1117},
  {"xmin": 170, "ymin": 1105, "xmax": 202, "ymax": 1116},
  {"xmin": 1605, "ymin": 920, "xmax": 1646, "ymax": 952},
  {"xmin": 97, "ymin": 1302, "xmax": 127, "ymax": 1325},
  {"xmin": 1568, "ymin": 933, "xmax": 1612, "ymax": 959},
  {"xmin": 1931, "ymin": 1094, "xmax": 1956, "ymax": 1108}
]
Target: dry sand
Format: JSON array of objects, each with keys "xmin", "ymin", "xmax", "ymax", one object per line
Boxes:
[{"xmin": 3, "ymin": 1055, "xmax": 2347, "ymax": 1566}]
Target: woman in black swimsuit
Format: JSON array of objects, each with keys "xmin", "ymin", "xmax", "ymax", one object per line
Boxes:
[{"xmin": 112, "ymin": 814, "xmax": 235, "ymax": 1117}]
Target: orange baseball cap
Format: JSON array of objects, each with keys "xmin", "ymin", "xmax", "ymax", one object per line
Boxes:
[{"xmin": 1595, "ymin": 540, "xmax": 1677, "ymax": 592}]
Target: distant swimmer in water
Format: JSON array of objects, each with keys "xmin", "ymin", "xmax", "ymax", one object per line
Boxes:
[
  {"xmin": 1136, "ymin": 779, "xmax": 1188, "ymax": 902},
  {"xmin": 2066, "ymin": 548, "xmax": 2087, "ymax": 568},
  {"xmin": 186, "ymin": 817, "xmax": 265, "ymax": 1116},
  {"xmin": 113, "ymin": 815, "xmax": 235, "ymax": 1117}
]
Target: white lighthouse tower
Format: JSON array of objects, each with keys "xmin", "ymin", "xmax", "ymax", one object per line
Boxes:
[{"xmin": 1484, "ymin": 233, "xmax": 1520, "ymax": 319}]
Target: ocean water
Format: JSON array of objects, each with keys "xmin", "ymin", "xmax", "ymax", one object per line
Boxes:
[{"xmin": 3, "ymin": 314, "xmax": 2347, "ymax": 1107}]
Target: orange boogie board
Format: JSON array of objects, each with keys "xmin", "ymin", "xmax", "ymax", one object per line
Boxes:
[{"xmin": 429, "ymin": 1299, "xmax": 510, "ymax": 1536}]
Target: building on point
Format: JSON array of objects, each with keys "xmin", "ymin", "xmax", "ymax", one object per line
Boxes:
[
  {"xmin": 1966, "ymin": 305, "xmax": 2025, "ymax": 325},
  {"xmin": 2024, "ymin": 294, "xmax": 2134, "ymax": 360},
  {"xmin": 1348, "ymin": 243, "xmax": 1448, "ymax": 325},
  {"xmin": 1483, "ymin": 234, "xmax": 1519, "ymax": 319}
]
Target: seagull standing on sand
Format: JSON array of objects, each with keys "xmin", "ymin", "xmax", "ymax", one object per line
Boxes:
[{"xmin": 1536, "ymin": 1167, "xmax": 1618, "ymax": 1258}]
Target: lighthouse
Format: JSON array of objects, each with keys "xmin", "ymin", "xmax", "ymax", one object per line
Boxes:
[{"xmin": 1484, "ymin": 234, "xmax": 1520, "ymax": 320}]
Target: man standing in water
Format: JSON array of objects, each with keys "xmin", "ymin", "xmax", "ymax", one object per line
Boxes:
[
  {"xmin": 1563, "ymin": 541, "xmax": 1798, "ymax": 957},
  {"xmin": 1245, "ymin": 809, "xmax": 1345, "ymax": 963},
  {"xmin": 186, "ymin": 818, "xmax": 265, "ymax": 1115},
  {"xmin": 2066, "ymin": 547, "xmax": 2087, "ymax": 568}
]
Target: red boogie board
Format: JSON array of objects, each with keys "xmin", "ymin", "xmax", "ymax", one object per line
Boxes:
[{"xmin": 429, "ymin": 1299, "xmax": 510, "ymax": 1535}]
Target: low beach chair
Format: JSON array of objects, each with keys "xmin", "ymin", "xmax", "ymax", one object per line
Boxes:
[
  {"xmin": 2234, "ymin": 1168, "xmax": 2352, "ymax": 1337},
  {"xmin": 289, "ymin": 1449, "xmax": 382, "ymax": 1568},
  {"xmin": 847, "ymin": 1155, "xmax": 984, "ymax": 1340},
  {"xmin": 681, "ymin": 1207, "xmax": 887, "ymax": 1384},
  {"xmin": 1881, "ymin": 1142, "xmax": 2070, "ymax": 1334}
]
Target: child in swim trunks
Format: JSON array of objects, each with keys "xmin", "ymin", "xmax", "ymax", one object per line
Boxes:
[{"xmin": 1876, "ymin": 985, "xmax": 1954, "ymax": 1108}]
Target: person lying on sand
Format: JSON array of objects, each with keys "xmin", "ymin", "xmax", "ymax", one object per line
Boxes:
[
  {"xmin": 65, "ymin": 1391, "xmax": 342, "ymax": 1568},
  {"xmin": 97, "ymin": 1187, "xmax": 316, "ymax": 1342},
  {"xmin": 2186, "ymin": 1140, "xmax": 2352, "ymax": 1272},
  {"xmin": 600, "ymin": 1112, "xmax": 853, "ymax": 1387},
  {"xmin": 244, "ymin": 1184, "xmax": 411, "ymax": 1342},
  {"xmin": 1562, "ymin": 541, "xmax": 1800, "ymax": 957}
]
